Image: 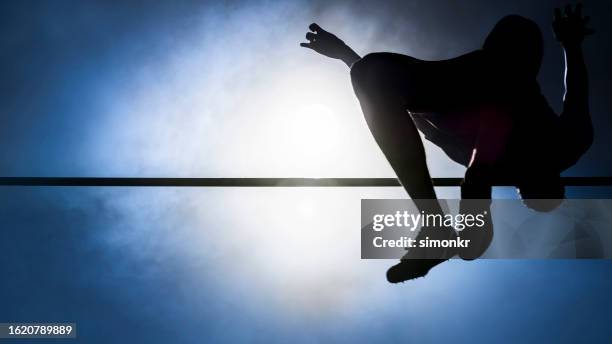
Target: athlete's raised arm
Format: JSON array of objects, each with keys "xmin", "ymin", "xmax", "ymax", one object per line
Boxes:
[
  {"xmin": 300, "ymin": 23, "xmax": 361, "ymax": 68},
  {"xmin": 553, "ymin": 3, "xmax": 594, "ymax": 159}
]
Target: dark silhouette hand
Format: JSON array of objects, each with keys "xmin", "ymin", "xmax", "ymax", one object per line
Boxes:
[
  {"xmin": 300, "ymin": 23, "xmax": 347, "ymax": 59},
  {"xmin": 300, "ymin": 23, "xmax": 360, "ymax": 66},
  {"xmin": 553, "ymin": 3, "xmax": 594, "ymax": 47}
]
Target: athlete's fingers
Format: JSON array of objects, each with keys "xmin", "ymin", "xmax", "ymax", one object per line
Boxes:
[
  {"xmin": 309, "ymin": 23, "xmax": 324, "ymax": 33},
  {"xmin": 306, "ymin": 32, "xmax": 317, "ymax": 42},
  {"xmin": 564, "ymin": 4, "xmax": 572, "ymax": 17},
  {"xmin": 575, "ymin": 3, "xmax": 583, "ymax": 18},
  {"xmin": 300, "ymin": 42, "xmax": 313, "ymax": 49}
]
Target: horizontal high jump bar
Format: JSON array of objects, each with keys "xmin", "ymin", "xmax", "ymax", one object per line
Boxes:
[{"xmin": 0, "ymin": 177, "xmax": 611, "ymax": 187}]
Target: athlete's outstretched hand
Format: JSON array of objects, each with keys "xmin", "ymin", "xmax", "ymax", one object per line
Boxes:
[
  {"xmin": 300, "ymin": 23, "xmax": 360, "ymax": 67},
  {"xmin": 553, "ymin": 3, "xmax": 594, "ymax": 47}
]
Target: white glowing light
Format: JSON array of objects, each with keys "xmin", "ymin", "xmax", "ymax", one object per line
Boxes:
[{"xmin": 87, "ymin": 2, "xmax": 468, "ymax": 317}]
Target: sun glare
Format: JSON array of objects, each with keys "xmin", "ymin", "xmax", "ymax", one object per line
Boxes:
[{"xmin": 289, "ymin": 103, "xmax": 343, "ymax": 157}]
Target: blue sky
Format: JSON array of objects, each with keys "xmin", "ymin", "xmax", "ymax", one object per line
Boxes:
[{"xmin": 1, "ymin": 1, "xmax": 612, "ymax": 343}]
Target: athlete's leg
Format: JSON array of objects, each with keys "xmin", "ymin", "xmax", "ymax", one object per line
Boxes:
[
  {"xmin": 350, "ymin": 53, "xmax": 443, "ymax": 213},
  {"xmin": 351, "ymin": 53, "xmax": 461, "ymax": 282}
]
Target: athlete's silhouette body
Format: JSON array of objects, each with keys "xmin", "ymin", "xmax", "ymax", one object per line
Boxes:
[{"xmin": 301, "ymin": 4, "xmax": 594, "ymax": 282}]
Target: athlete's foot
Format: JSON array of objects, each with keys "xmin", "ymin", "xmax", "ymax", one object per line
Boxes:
[
  {"xmin": 386, "ymin": 259, "xmax": 447, "ymax": 283},
  {"xmin": 386, "ymin": 226, "xmax": 458, "ymax": 283},
  {"xmin": 457, "ymin": 200, "xmax": 494, "ymax": 260}
]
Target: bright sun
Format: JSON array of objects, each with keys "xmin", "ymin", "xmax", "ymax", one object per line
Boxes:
[{"xmin": 289, "ymin": 103, "xmax": 343, "ymax": 158}]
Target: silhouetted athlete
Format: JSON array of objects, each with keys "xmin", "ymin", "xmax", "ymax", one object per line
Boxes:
[{"xmin": 301, "ymin": 4, "xmax": 594, "ymax": 282}]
